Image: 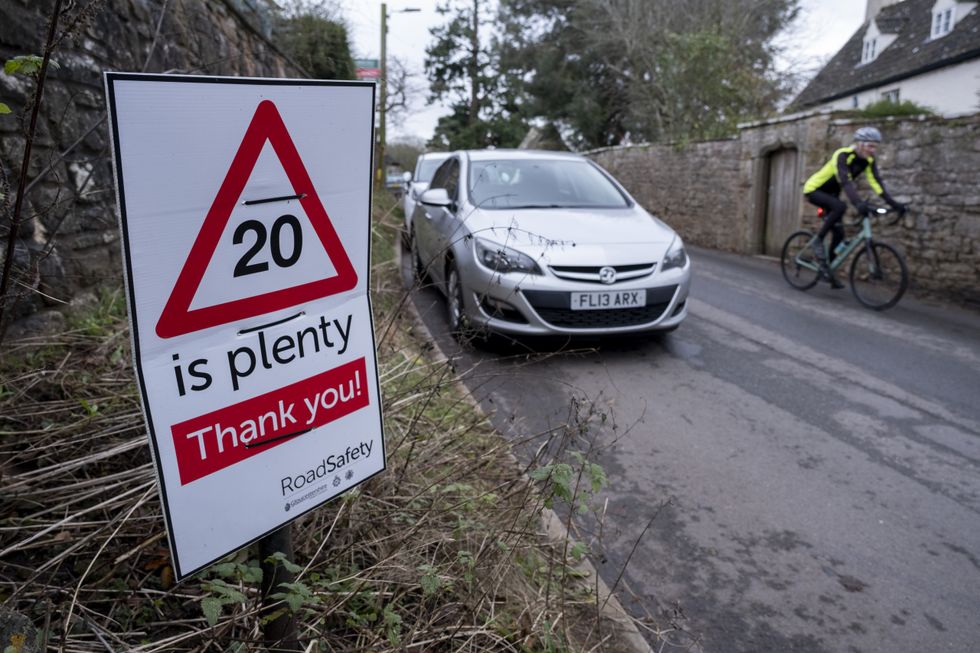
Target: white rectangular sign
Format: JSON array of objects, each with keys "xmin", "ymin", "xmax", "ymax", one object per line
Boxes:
[{"xmin": 105, "ymin": 73, "xmax": 384, "ymax": 580}]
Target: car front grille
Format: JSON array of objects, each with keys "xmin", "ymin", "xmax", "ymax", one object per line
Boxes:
[
  {"xmin": 522, "ymin": 285, "xmax": 677, "ymax": 329},
  {"xmin": 532, "ymin": 303, "xmax": 672, "ymax": 328},
  {"xmin": 549, "ymin": 263, "xmax": 656, "ymax": 284}
]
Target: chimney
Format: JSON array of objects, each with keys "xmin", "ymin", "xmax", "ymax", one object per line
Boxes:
[{"xmin": 866, "ymin": 0, "xmax": 905, "ymax": 21}]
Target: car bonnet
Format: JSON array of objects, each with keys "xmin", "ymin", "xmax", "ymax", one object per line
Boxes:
[{"xmin": 464, "ymin": 205, "xmax": 676, "ymax": 262}]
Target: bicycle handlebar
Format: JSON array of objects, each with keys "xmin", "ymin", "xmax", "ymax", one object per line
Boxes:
[{"xmin": 843, "ymin": 203, "xmax": 907, "ymax": 227}]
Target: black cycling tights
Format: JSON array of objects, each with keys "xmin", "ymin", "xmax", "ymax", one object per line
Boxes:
[{"xmin": 805, "ymin": 189, "xmax": 846, "ymax": 260}]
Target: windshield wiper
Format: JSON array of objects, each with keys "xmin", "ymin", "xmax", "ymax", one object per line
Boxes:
[{"xmin": 506, "ymin": 203, "xmax": 565, "ymax": 209}]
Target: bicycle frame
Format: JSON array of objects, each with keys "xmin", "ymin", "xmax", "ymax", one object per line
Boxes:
[
  {"xmin": 794, "ymin": 216, "xmax": 875, "ymax": 273},
  {"xmin": 828, "ymin": 217, "xmax": 873, "ymax": 272}
]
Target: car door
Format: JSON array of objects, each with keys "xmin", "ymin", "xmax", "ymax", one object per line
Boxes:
[{"xmin": 415, "ymin": 157, "xmax": 459, "ymax": 286}]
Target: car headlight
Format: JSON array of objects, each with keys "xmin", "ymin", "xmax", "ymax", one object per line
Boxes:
[
  {"xmin": 662, "ymin": 238, "xmax": 687, "ymax": 271},
  {"xmin": 474, "ymin": 238, "xmax": 542, "ymax": 275}
]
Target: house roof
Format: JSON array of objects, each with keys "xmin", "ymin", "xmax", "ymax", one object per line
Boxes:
[{"xmin": 790, "ymin": 0, "xmax": 980, "ymax": 110}]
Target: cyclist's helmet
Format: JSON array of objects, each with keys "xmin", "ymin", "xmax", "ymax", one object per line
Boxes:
[{"xmin": 854, "ymin": 126, "xmax": 882, "ymax": 143}]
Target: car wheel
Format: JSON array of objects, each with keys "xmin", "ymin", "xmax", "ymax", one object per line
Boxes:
[
  {"xmin": 410, "ymin": 226, "xmax": 428, "ymax": 285},
  {"xmin": 445, "ymin": 260, "xmax": 468, "ymax": 339}
]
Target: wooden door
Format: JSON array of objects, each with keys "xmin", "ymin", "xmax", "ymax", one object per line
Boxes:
[{"xmin": 764, "ymin": 148, "xmax": 799, "ymax": 256}]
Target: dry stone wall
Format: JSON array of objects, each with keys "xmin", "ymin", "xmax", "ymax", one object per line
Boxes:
[
  {"xmin": 592, "ymin": 139, "xmax": 745, "ymax": 252},
  {"xmin": 590, "ymin": 112, "xmax": 980, "ymax": 307},
  {"xmin": 0, "ymin": 0, "xmax": 303, "ymax": 323}
]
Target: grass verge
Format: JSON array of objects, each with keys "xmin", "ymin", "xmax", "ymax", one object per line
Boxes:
[{"xmin": 0, "ymin": 190, "xmax": 644, "ymax": 652}]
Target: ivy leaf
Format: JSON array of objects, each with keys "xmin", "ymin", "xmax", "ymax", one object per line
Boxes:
[
  {"xmin": 529, "ymin": 465, "xmax": 552, "ymax": 481},
  {"xmin": 266, "ymin": 551, "xmax": 303, "ymax": 574},
  {"xmin": 210, "ymin": 562, "xmax": 238, "ymax": 578},
  {"xmin": 570, "ymin": 541, "xmax": 588, "ymax": 561},
  {"xmin": 4, "ymin": 55, "xmax": 44, "ymax": 76},
  {"xmin": 384, "ymin": 606, "xmax": 402, "ymax": 646},
  {"xmin": 0, "ymin": 103, "xmax": 11, "ymax": 114},
  {"xmin": 201, "ymin": 596, "xmax": 223, "ymax": 627},
  {"xmin": 206, "ymin": 579, "xmax": 246, "ymax": 602},
  {"xmin": 418, "ymin": 564, "xmax": 440, "ymax": 596}
]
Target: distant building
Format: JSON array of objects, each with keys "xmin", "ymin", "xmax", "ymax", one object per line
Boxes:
[{"xmin": 790, "ymin": 0, "xmax": 980, "ymax": 115}]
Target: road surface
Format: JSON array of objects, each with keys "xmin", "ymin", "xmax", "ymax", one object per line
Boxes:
[{"xmin": 402, "ymin": 245, "xmax": 980, "ymax": 652}]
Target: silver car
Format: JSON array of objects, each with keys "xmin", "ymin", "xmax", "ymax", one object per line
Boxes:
[
  {"xmin": 409, "ymin": 150, "xmax": 691, "ymax": 338},
  {"xmin": 402, "ymin": 151, "xmax": 452, "ymax": 234}
]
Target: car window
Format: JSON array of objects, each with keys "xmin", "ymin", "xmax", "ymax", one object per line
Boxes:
[
  {"xmin": 429, "ymin": 158, "xmax": 459, "ymax": 201},
  {"xmin": 416, "ymin": 157, "xmax": 447, "ymax": 183},
  {"xmin": 428, "ymin": 158, "xmax": 453, "ymax": 191},
  {"xmin": 468, "ymin": 159, "xmax": 630, "ymax": 209}
]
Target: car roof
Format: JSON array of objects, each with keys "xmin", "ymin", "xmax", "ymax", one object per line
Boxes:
[
  {"xmin": 460, "ymin": 149, "xmax": 584, "ymax": 162},
  {"xmin": 418, "ymin": 152, "xmax": 451, "ymax": 161}
]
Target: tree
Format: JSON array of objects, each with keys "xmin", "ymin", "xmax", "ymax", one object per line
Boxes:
[
  {"xmin": 276, "ymin": 1, "xmax": 355, "ymax": 80},
  {"xmin": 386, "ymin": 137, "xmax": 426, "ymax": 173},
  {"xmin": 498, "ymin": 0, "xmax": 800, "ymax": 148},
  {"xmin": 384, "ymin": 56, "xmax": 423, "ymax": 128},
  {"xmin": 425, "ymin": 0, "xmax": 527, "ymax": 150}
]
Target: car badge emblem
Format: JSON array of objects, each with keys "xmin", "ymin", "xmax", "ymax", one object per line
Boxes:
[{"xmin": 599, "ymin": 266, "xmax": 616, "ymax": 285}]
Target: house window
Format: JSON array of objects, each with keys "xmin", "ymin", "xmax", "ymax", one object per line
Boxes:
[
  {"xmin": 882, "ymin": 89, "xmax": 900, "ymax": 103},
  {"xmin": 862, "ymin": 38, "xmax": 879, "ymax": 64},
  {"xmin": 933, "ymin": 7, "xmax": 955, "ymax": 37},
  {"xmin": 852, "ymin": 95, "xmax": 860, "ymax": 108}
]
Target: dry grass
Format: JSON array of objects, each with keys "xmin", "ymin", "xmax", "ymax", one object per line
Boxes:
[{"xmin": 0, "ymin": 192, "xmax": 643, "ymax": 652}]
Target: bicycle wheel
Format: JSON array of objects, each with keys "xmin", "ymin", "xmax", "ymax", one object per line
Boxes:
[
  {"xmin": 780, "ymin": 230, "xmax": 821, "ymax": 290},
  {"xmin": 849, "ymin": 242, "xmax": 908, "ymax": 310}
]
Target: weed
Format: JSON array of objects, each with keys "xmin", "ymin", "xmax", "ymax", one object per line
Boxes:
[
  {"xmin": 859, "ymin": 99, "xmax": 935, "ymax": 118},
  {"xmin": 0, "ymin": 193, "xmax": 646, "ymax": 652}
]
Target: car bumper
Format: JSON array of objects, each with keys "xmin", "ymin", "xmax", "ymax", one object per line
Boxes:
[{"xmin": 459, "ymin": 262, "xmax": 691, "ymax": 336}]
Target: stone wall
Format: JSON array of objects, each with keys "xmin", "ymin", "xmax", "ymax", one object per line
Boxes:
[
  {"xmin": 0, "ymin": 0, "xmax": 304, "ymax": 323},
  {"xmin": 590, "ymin": 139, "xmax": 745, "ymax": 252},
  {"xmin": 590, "ymin": 111, "xmax": 980, "ymax": 307}
]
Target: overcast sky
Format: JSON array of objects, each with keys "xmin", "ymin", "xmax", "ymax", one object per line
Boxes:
[{"xmin": 338, "ymin": 0, "xmax": 869, "ymax": 143}]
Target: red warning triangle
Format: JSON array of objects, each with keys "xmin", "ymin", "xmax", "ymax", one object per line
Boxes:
[{"xmin": 155, "ymin": 100, "xmax": 358, "ymax": 339}]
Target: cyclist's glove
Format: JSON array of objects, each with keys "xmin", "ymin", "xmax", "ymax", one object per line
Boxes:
[
  {"xmin": 893, "ymin": 202, "xmax": 909, "ymax": 215},
  {"xmin": 855, "ymin": 201, "xmax": 873, "ymax": 216}
]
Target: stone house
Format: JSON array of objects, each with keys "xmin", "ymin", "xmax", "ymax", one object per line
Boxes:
[{"xmin": 791, "ymin": 0, "xmax": 980, "ymax": 115}]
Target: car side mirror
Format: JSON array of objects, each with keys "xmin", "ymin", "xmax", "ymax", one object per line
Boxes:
[{"xmin": 419, "ymin": 188, "xmax": 452, "ymax": 207}]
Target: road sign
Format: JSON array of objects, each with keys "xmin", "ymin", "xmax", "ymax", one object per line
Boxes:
[
  {"xmin": 354, "ymin": 59, "xmax": 380, "ymax": 81},
  {"xmin": 105, "ymin": 73, "xmax": 384, "ymax": 580}
]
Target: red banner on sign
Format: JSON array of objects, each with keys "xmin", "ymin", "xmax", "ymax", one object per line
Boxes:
[{"xmin": 171, "ymin": 357, "xmax": 369, "ymax": 485}]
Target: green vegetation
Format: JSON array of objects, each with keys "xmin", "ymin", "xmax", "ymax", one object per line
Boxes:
[
  {"xmin": 275, "ymin": 1, "xmax": 356, "ymax": 80},
  {"xmin": 425, "ymin": 0, "xmax": 527, "ymax": 149},
  {"xmin": 859, "ymin": 99, "xmax": 935, "ymax": 118},
  {"xmin": 0, "ymin": 191, "xmax": 637, "ymax": 652},
  {"xmin": 496, "ymin": 0, "xmax": 800, "ymax": 148}
]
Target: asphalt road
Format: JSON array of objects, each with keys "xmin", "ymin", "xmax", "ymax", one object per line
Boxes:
[{"xmin": 400, "ymin": 244, "xmax": 980, "ymax": 652}]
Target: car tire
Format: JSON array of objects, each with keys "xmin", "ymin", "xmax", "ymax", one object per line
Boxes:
[
  {"xmin": 410, "ymin": 226, "xmax": 428, "ymax": 285},
  {"xmin": 445, "ymin": 260, "xmax": 469, "ymax": 340}
]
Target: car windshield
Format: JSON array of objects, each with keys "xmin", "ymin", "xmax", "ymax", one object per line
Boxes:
[
  {"xmin": 468, "ymin": 159, "xmax": 630, "ymax": 210},
  {"xmin": 416, "ymin": 158, "xmax": 447, "ymax": 183}
]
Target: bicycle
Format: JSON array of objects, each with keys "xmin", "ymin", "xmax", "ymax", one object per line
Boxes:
[{"xmin": 780, "ymin": 204, "xmax": 909, "ymax": 310}]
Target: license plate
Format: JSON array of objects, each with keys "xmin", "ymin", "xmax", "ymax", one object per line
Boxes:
[{"xmin": 570, "ymin": 289, "xmax": 646, "ymax": 311}]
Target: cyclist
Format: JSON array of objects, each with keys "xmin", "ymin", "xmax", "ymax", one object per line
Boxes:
[{"xmin": 802, "ymin": 126, "xmax": 907, "ymax": 288}]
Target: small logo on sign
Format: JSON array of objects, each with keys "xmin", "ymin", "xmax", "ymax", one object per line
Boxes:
[
  {"xmin": 599, "ymin": 266, "xmax": 616, "ymax": 285},
  {"xmin": 333, "ymin": 476, "xmax": 342, "ymax": 487},
  {"xmin": 345, "ymin": 469, "xmax": 354, "ymax": 481}
]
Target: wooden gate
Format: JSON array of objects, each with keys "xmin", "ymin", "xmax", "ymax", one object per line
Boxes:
[{"xmin": 763, "ymin": 148, "xmax": 799, "ymax": 256}]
